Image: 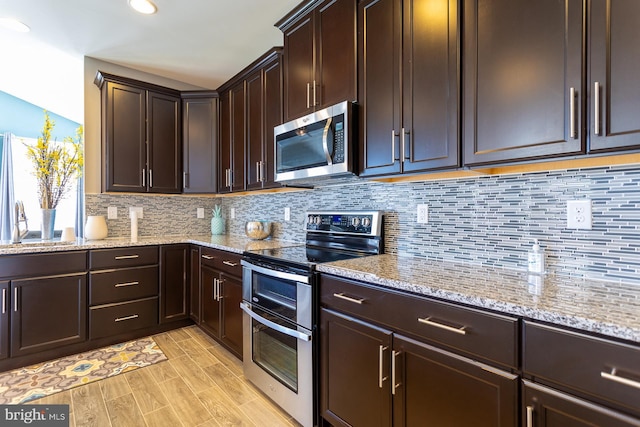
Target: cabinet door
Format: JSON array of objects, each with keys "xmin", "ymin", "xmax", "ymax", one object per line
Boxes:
[
  {"xmin": 220, "ymin": 273, "xmax": 243, "ymax": 359},
  {"xmin": 283, "ymin": 13, "xmax": 315, "ymax": 120},
  {"xmin": 402, "ymin": 0, "xmax": 459, "ymax": 172},
  {"xmin": 523, "ymin": 380, "xmax": 640, "ymax": 427},
  {"xmin": 148, "ymin": 91, "xmax": 181, "ymax": 193},
  {"xmin": 218, "ymin": 90, "xmax": 232, "ymax": 193},
  {"xmin": 160, "ymin": 244, "xmax": 189, "ymax": 323},
  {"xmin": 393, "ymin": 334, "xmax": 518, "ymax": 427},
  {"xmin": 200, "ymin": 266, "xmax": 221, "ymax": 337},
  {"xmin": 316, "ymin": 0, "xmax": 357, "ymax": 109},
  {"xmin": 103, "ymin": 81, "xmax": 146, "ymax": 192},
  {"xmin": 463, "ymin": 0, "xmax": 584, "ymax": 165},
  {"xmin": 246, "ymin": 70, "xmax": 264, "ymax": 190},
  {"xmin": 262, "ymin": 56, "xmax": 283, "ymax": 188},
  {"xmin": 358, "ymin": 0, "xmax": 403, "ymax": 177},
  {"xmin": 11, "ymin": 273, "xmax": 87, "ymax": 357},
  {"xmin": 320, "ymin": 308, "xmax": 392, "ymax": 427},
  {"xmin": 0, "ymin": 281, "xmax": 8, "ymax": 360},
  {"xmin": 182, "ymin": 95, "xmax": 217, "ymax": 193},
  {"xmin": 189, "ymin": 246, "xmax": 201, "ymax": 323},
  {"xmin": 589, "ymin": 0, "xmax": 640, "ymax": 152},
  {"xmin": 231, "ymin": 83, "xmax": 246, "ymax": 192}
]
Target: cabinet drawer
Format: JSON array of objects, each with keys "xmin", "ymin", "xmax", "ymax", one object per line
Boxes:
[
  {"xmin": 0, "ymin": 251, "xmax": 87, "ymax": 279},
  {"xmin": 90, "ymin": 297, "xmax": 158, "ymax": 339},
  {"xmin": 524, "ymin": 321, "xmax": 640, "ymax": 416},
  {"xmin": 320, "ymin": 275, "xmax": 518, "ymax": 368},
  {"xmin": 90, "ymin": 266, "xmax": 158, "ymax": 305},
  {"xmin": 90, "ymin": 246, "xmax": 158, "ymax": 270},
  {"xmin": 200, "ymin": 247, "xmax": 242, "ymax": 277}
]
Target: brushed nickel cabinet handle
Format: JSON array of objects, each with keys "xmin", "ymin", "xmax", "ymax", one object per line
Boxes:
[
  {"xmin": 183, "ymin": 171, "xmax": 188, "ymax": 188},
  {"xmin": 418, "ymin": 317, "xmax": 467, "ymax": 335},
  {"xmin": 594, "ymin": 81, "xmax": 601, "ymax": 136},
  {"xmin": 391, "ymin": 130, "xmax": 396, "ymax": 162},
  {"xmin": 1, "ymin": 288, "xmax": 5, "ymax": 315},
  {"xmin": 526, "ymin": 405, "xmax": 534, "ymax": 427},
  {"xmin": 141, "ymin": 169, "xmax": 146, "ymax": 187},
  {"xmin": 256, "ymin": 161, "xmax": 260, "ymax": 183},
  {"xmin": 115, "ymin": 314, "xmax": 139, "ymax": 322},
  {"xmin": 222, "ymin": 260, "xmax": 238, "ymax": 267},
  {"xmin": 149, "ymin": 169, "xmax": 153, "ymax": 188},
  {"xmin": 312, "ymin": 80, "xmax": 317, "ymax": 107},
  {"xmin": 333, "ymin": 292, "xmax": 365, "ymax": 305},
  {"xmin": 13, "ymin": 288, "xmax": 18, "ymax": 312},
  {"xmin": 260, "ymin": 161, "xmax": 266, "ymax": 182},
  {"xmin": 115, "ymin": 281, "xmax": 139, "ymax": 288},
  {"xmin": 391, "ymin": 350, "xmax": 401, "ymax": 395},
  {"xmin": 201, "ymin": 254, "xmax": 214, "ymax": 260},
  {"xmin": 306, "ymin": 83, "xmax": 311, "ymax": 109},
  {"xmin": 569, "ymin": 87, "xmax": 576, "ymax": 139},
  {"xmin": 401, "ymin": 127, "xmax": 406, "ymax": 160},
  {"xmin": 115, "ymin": 255, "xmax": 139, "ymax": 260},
  {"xmin": 378, "ymin": 345, "xmax": 388, "ymax": 388},
  {"xmin": 601, "ymin": 368, "xmax": 640, "ymax": 390},
  {"xmin": 213, "ymin": 278, "xmax": 218, "ymax": 300}
]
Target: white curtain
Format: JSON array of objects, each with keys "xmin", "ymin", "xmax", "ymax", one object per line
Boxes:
[{"xmin": 0, "ymin": 132, "xmax": 15, "ymax": 240}]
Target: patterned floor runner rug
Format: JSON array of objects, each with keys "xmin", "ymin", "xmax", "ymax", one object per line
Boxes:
[{"xmin": 0, "ymin": 337, "xmax": 167, "ymax": 404}]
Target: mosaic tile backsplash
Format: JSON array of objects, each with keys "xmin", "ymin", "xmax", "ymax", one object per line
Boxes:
[{"xmin": 86, "ymin": 164, "xmax": 640, "ymax": 284}]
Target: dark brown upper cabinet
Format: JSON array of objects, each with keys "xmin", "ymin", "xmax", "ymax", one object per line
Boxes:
[
  {"xmin": 278, "ymin": 0, "xmax": 357, "ymax": 121},
  {"xmin": 462, "ymin": 0, "xmax": 585, "ymax": 166},
  {"xmin": 246, "ymin": 50, "xmax": 283, "ymax": 190},
  {"xmin": 588, "ymin": 0, "xmax": 640, "ymax": 153},
  {"xmin": 358, "ymin": 0, "xmax": 460, "ymax": 178},
  {"xmin": 182, "ymin": 92, "xmax": 218, "ymax": 193},
  {"xmin": 95, "ymin": 71, "xmax": 182, "ymax": 193},
  {"xmin": 218, "ymin": 82, "xmax": 246, "ymax": 194}
]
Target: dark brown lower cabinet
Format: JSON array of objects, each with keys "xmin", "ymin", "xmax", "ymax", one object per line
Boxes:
[
  {"xmin": 320, "ymin": 308, "xmax": 518, "ymax": 427},
  {"xmin": 523, "ymin": 380, "xmax": 640, "ymax": 427},
  {"xmin": 200, "ymin": 266, "xmax": 243, "ymax": 358},
  {"xmin": 0, "ymin": 281, "xmax": 8, "ymax": 360},
  {"xmin": 11, "ymin": 273, "xmax": 87, "ymax": 358},
  {"xmin": 189, "ymin": 246, "xmax": 201, "ymax": 323},
  {"xmin": 160, "ymin": 244, "xmax": 189, "ymax": 323}
]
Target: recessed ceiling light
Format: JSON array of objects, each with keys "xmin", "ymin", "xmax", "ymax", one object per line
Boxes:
[
  {"xmin": 0, "ymin": 18, "xmax": 30, "ymax": 32},
  {"xmin": 128, "ymin": 0, "xmax": 157, "ymax": 15}
]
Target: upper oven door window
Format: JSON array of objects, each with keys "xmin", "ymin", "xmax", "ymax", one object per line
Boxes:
[{"xmin": 251, "ymin": 269, "xmax": 297, "ymax": 320}]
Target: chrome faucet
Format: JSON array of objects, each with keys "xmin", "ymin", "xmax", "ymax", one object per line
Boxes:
[{"xmin": 12, "ymin": 201, "xmax": 28, "ymax": 243}]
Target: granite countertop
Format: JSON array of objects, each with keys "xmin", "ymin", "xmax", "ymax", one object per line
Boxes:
[
  {"xmin": 317, "ymin": 254, "xmax": 640, "ymax": 344},
  {"xmin": 0, "ymin": 234, "xmax": 303, "ymax": 256}
]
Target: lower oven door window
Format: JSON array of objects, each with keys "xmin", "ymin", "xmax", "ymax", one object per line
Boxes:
[{"xmin": 246, "ymin": 304, "xmax": 311, "ymax": 393}]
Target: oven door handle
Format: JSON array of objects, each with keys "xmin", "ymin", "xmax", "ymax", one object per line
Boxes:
[
  {"xmin": 241, "ymin": 260, "xmax": 309, "ymax": 284},
  {"xmin": 240, "ymin": 302, "xmax": 312, "ymax": 342}
]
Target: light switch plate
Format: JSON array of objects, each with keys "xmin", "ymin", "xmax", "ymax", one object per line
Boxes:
[
  {"xmin": 567, "ymin": 200, "xmax": 592, "ymax": 229},
  {"xmin": 197, "ymin": 208, "xmax": 204, "ymax": 218},
  {"xmin": 130, "ymin": 206, "xmax": 143, "ymax": 219},
  {"xmin": 107, "ymin": 206, "xmax": 117, "ymax": 219}
]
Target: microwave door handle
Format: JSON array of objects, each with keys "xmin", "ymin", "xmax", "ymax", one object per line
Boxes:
[
  {"xmin": 322, "ymin": 117, "xmax": 333, "ymax": 165},
  {"xmin": 240, "ymin": 302, "xmax": 312, "ymax": 342}
]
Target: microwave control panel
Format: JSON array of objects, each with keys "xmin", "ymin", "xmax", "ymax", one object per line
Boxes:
[{"xmin": 333, "ymin": 118, "xmax": 345, "ymax": 163}]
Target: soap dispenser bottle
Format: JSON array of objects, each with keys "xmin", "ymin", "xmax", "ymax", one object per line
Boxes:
[{"xmin": 528, "ymin": 239, "xmax": 546, "ymax": 274}]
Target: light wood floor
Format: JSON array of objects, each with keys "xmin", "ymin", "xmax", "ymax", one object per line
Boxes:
[{"xmin": 32, "ymin": 325, "xmax": 302, "ymax": 427}]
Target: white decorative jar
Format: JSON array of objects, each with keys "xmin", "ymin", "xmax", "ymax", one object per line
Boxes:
[{"xmin": 85, "ymin": 215, "xmax": 108, "ymax": 240}]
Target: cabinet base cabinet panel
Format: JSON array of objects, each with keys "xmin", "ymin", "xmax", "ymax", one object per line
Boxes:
[
  {"xmin": 321, "ymin": 308, "xmax": 392, "ymax": 427},
  {"xmin": 394, "ymin": 335, "xmax": 518, "ymax": 427},
  {"xmin": 90, "ymin": 297, "xmax": 159, "ymax": 340},
  {"xmin": 523, "ymin": 380, "xmax": 640, "ymax": 427}
]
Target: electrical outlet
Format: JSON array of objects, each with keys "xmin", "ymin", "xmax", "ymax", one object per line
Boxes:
[
  {"xmin": 284, "ymin": 207, "xmax": 291, "ymax": 221},
  {"xmin": 129, "ymin": 207, "xmax": 143, "ymax": 219},
  {"xmin": 197, "ymin": 208, "xmax": 204, "ymax": 219},
  {"xmin": 230, "ymin": 208, "xmax": 236, "ymax": 219},
  {"xmin": 417, "ymin": 204, "xmax": 429, "ymax": 224},
  {"xmin": 567, "ymin": 200, "xmax": 592, "ymax": 229},
  {"xmin": 107, "ymin": 206, "xmax": 118, "ymax": 219}
]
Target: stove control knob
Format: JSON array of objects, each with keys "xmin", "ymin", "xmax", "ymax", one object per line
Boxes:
[
  {"xmin": 315, "ymin": 216, "xmax": 322, "ymax": 224},
  {"xmin": 362, "ymin": 217, "xmax": 371, "ymax": 227},
  {"xmin": 307, "ymin": 215, "xmax": 314, "ymax": 225},
  {"xmin": 351, "ymin": 217, "xmax": 361, "ymax": 227}
]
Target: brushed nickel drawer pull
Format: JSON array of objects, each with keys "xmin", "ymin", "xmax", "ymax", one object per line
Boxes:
[
  {"xmin": 333, "ymin": 293, "xmax": 365, "ymax": 305},
  {"xmin": 201, "ymin": 255, "xmax": 215, "ymax": 260},
  {"xmin": 569, "ymin": 87, "xmax": 576, "ymax": 138},
  {"xmin": 418, "ymin": 317, "xmax": 467, "ymax": 335},
  {"xmin": 115, "ymin": 255, "xmax": 139, "ymax": 260},
  {"xmin": 391, "ymin": 350, "xmax": 401, "ymax": 395},
  {"xmin": 526, "ymin": 406, "xmax": 534, "ymax": 427},
  {"xmin": 601, "ymin": 368, "xmax": 640, "ymax": 390},
  {"xmin": 594, "ymin": 81, "xmax": 601, "ymax": 136},
  {"xmin": 222, "ymin": 260, "xmax": 238, "ymax": 267},
  {"xmin": 115, "ymin": 281, "xmax": 139, "ymax": 288},
  {"xmin": 14, "ymin": 288, "xmax": 18, "ymax": 312},
  {"xmin": 1, "ymin": 288, "xmax": 5, "ymax": 314},
  {"xmin": 378, "ymin": 345, "xmax": 388, "ymax": 388},
  {"xmin": 115, "ymin": 314, "xmax": 139, "ymax": 322}
]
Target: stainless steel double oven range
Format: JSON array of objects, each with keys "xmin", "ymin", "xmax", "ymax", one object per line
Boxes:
[{"xmin": 240, "ymin": 211, "xmax": 384, "ymax": 427}]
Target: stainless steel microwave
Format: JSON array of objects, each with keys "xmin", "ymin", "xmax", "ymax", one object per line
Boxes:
[{"xmin": 274, "ymin": 101, "xmax": 354, "ymax": 182}]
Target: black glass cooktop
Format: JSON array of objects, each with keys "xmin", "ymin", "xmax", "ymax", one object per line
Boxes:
[{"xmin": 243, "ymin": 244, "xmax": 369, "ymax": 269}]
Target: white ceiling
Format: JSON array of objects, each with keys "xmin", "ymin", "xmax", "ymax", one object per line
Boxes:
[{"xmin": 0, "ymin": 0, "xmax": 300, "ymax": 121}]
